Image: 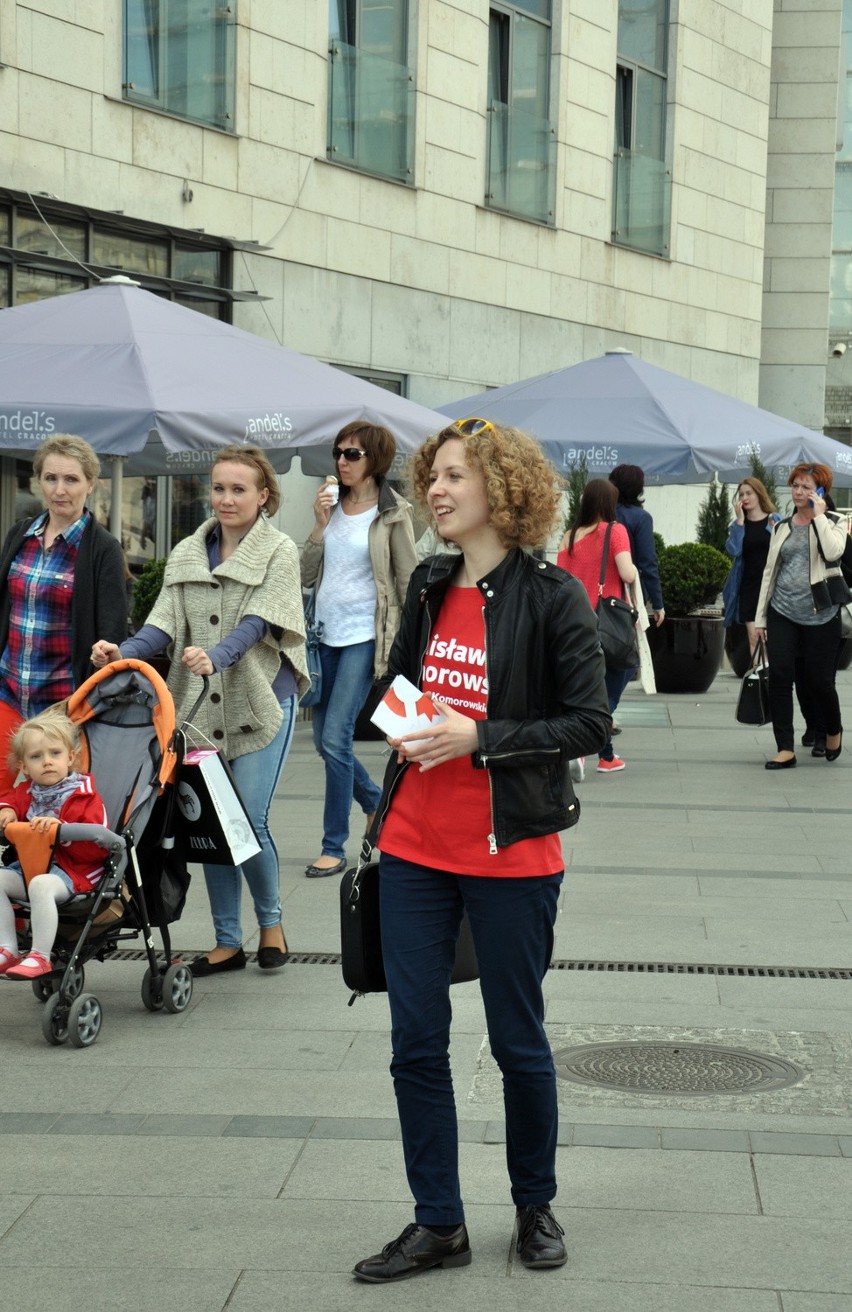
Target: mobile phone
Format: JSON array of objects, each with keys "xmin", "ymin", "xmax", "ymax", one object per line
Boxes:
[{"xmin": 808, "ymin": 485, "xmax": 825, "ymax": 506}]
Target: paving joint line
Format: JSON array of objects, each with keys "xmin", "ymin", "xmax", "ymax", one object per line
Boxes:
[{"xmin": 0, "ymin": 1113, "xmax": 846, "ymax": 1156}]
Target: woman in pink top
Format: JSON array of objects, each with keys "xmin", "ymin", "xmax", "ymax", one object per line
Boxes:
[{"xmin": 557, "ymin": 479, "xmax": 637, "ymax": 772}]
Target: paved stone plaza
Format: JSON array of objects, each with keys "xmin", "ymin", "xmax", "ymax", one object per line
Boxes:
[{"xmin": 0, "ymin": 667, "xmax": 849, "ymax": 1311}]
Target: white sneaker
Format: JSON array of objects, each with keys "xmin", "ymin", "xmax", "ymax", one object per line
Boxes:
[{"xmin": 569, "ymin": 756, "xmax": 585, "ymax": 783}]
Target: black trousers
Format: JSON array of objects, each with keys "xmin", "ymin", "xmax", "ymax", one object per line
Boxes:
[{"xmin": 767, "ymin": 605, "xmax": 842, "ymax": 753}]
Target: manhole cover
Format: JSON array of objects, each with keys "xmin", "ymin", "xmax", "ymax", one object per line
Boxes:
[{"xmin": 553, "ymin": 1042, "xmax": 803, "ymax": 1095}]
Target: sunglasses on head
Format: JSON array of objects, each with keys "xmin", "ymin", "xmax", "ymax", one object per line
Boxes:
[
  {"xmin": 333, "ymin": 446, "xmax": 369, "ymax": 462},
  {"xmin": 452, "ymin": 417, "xmax": 494, "ymax": 438}
]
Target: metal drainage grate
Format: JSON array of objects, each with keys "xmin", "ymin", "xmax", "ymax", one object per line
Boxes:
[
  {"xmin": 550, "ymin": 960, "xmax": 851, "ymax": 980},
  {"xmin": 103, "ymin": 951, "xmax": 850, "ymax": 979},
  {"xmin": 553, "ymin": 1041, "xmax": 804, "ymax": 1096},
  {"xmin": 103, "ymin": 949, "xmax": 343, "ymax": 966}
]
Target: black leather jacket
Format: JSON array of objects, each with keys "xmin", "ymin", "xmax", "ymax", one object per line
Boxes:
[{"xmin": 374, "ymin": 549, "xmax": 611, "ymax": 851}]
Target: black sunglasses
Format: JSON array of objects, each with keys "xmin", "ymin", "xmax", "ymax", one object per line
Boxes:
[{"xmin": 333, "ymin": 446, "xmax": 369, "ymax": 463}]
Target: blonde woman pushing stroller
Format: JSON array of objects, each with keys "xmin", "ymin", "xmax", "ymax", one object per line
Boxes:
[{"xmin": 0, "ymin": 710, "xmax": 108, "ymax": 980}]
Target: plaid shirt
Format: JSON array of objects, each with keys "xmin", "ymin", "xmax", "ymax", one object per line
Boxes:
[{"xmin": 0, "ymin": 511, "xmax": 88, "ymax": 716}]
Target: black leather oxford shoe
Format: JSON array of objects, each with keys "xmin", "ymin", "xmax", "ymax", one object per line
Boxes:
[
  {"xmin": 515, "ymin": 1204, "xmax": 567, "ymax": 1269},
  {"xmin": 353, "ymin": 1223, "xmax": 471, "ymax": 1283}
]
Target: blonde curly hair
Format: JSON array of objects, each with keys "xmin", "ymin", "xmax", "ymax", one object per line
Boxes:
[{"xmin": 409, "ymin": 423, "xmax": 563, "ymax": 549}]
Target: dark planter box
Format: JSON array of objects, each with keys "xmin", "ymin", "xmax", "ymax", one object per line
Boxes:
[
  {"xmin": 724, "ymin": 622, "xmax": 753, "ymax": 678},
  {"xmin": 647, "ymin": 616, "xmax": 726, "ymax": 694}
]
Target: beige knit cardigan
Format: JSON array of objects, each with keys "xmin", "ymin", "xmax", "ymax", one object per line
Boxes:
[{"xmin": 148, "ymin": 514, "xmax": 309, "ymax": 760}]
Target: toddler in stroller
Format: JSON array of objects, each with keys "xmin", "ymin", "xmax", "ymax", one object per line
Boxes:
[
  {"xmin": 0, "ymin": 710, "xmax": 107, "ymax": 979},
  {"xmin": 0, "ymin": 660, "xmax": 193, "ymax": 1047}
]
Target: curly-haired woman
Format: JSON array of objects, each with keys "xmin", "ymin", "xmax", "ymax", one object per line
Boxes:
[{"xmin": 352, "ymin": 420, "xmax": 610, "ymax": 1284}]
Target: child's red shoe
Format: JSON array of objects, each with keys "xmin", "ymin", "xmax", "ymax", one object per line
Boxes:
[
  {"xmin": 6, "ymin": 951, "xmax": 52, "ymax": 980},
  {"xmin": 0, "ymin": 947, "xmax": 22, "ymax": 974}
]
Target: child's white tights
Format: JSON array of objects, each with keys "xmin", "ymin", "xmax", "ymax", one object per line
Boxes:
[{"xmin": 0, "ymin": 870, "xmax": 71, "ymax": 958}]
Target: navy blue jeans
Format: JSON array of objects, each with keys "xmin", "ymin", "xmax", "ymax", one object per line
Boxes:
[{"xmin": 379, "ymin": 853, "xmax": 563, "ymax": 1225}]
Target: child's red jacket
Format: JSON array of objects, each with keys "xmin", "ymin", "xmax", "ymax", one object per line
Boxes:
[{"xmin": 0, "ymin": 774, "xmax": 108, "ymax": 892}]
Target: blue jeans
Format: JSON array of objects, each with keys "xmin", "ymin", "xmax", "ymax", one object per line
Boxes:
[
  {"xmin": 379, "ymin": 853, "xmax": 563, "ymax": 1225},
  {"xmin": 311, "ymin": 641, "xmax": 383, "ymax": 859},
  {"xmin": 202, "ymin": 695, "xmax": 297, "ymax": 949},
  {"xmin": 599, "ymin": 666, "xmax": 633, "ymax": 760}
]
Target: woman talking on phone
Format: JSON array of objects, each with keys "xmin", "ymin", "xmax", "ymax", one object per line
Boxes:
[
  {"xmin": 754, "ymin": 463, "xmax": 847, "ymax": 770},
  {"xmin": 723, "ymin": 477, "xmax": 779, "ymax": 657},
  {"xmin": 301, "ymin": 422, "xmax": 416, "ymax": 877}
]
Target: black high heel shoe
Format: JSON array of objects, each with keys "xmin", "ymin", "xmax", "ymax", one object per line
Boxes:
[{"xmin": 825, "ymin": 730, "xmax": 843, "ymax": 763}]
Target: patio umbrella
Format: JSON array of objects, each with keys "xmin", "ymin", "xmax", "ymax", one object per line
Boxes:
[
  {"xmin": 439, "ymin": 350, "xmax": 852, "ymax": 486},
  {"xmin": 0, "ymin": 280, "xmax": 447, "ymax": 478}
]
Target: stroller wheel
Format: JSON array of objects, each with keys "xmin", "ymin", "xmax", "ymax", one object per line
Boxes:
[
  {"xmin": 52, "ymin": 960, "xmax": 84, "ymax": 997},
  {"xmin": 141, "ymin": 967, "xmax": 164, "ymax": 1012},
  {"xmin": 68, "ymin": 994, "xmax": 103, "ymax": 1048},
  {"xmin": 162, "ymin": 963, "xmax": 193, "ymax": 1013},
  {"xmin": 41, "ymin": 993, "xmax": 69, "ymax": 1046},
  {"xmin": 32, "ymin": 974, "xmax": 57, "ymax": 1004}
]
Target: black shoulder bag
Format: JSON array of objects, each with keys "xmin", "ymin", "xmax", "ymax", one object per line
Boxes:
[
  {"xmin": 595, "ymin": 523, "xmax": 639, "ymax": 672},
  {"xmin": 810, "ymin": 516, "xmax": 852, "ymax": 610},
  {"xmin": 340, "ymin": 839, "xmax": 479, "ymax": 1006}
]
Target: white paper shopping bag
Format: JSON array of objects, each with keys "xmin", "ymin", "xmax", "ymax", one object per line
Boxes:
[{"xmin": 176, "ymin": 749, "xmax": 261, "ymax": 866}]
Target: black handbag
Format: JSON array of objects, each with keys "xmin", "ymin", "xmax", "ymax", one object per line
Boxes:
[
  {"xmin": 735, "ymin": 647, "xmax": 770, "ymax": 726},
  {"xmin": 810, "ymin": 573, "xmax": 852, "ymax": 610},
  {"xmin": 300, "ymin": 587, "xmax": 323, "ymax": 708},
  {"xmin": 340, "ymin": 843, "xmax": 479, "ymax": 1005},
  {"xmin": 595, "ymin": 523, "xmax": 639, "ymax": 672}
]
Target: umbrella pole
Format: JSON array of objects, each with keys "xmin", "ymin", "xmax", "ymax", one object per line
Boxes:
[{"xmin": 109, "ymin": 456, "xmax": 124, "ymax": 542}]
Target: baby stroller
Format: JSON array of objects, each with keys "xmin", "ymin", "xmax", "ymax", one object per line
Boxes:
[{"xmin": 4, "ymin": 659, "xmax": 193, "ymax": 1048}]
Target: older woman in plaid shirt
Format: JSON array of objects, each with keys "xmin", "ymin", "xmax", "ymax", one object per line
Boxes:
[{"xmin": 0, "ymin": 435, "xmax": 127, "ymax": 789}]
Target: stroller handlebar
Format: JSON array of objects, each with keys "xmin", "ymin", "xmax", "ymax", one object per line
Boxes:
[
  {"xmin": 54, "ymin": 823, "xmax": 126, "ymax": 856},
  {"xmin": 182, "ymin": 674, "xmax": 211, "ymax": 730}
]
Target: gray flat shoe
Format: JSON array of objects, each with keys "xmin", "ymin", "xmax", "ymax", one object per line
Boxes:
[{"xmin": 304, "ymin": 857, "xmax": 346, "ymax": 879}]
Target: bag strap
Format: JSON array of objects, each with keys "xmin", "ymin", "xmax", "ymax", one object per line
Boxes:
[
  {"xmin": 811, "ymin": 514, "xmax": 846, "ymax": 568},
  {"xmin": 597, "ymin": 522, "xmax": 614, "ymax": 597},
  {"xmin": 748, "ymin": 641, "xmax": 767, "ymax": 673},
  {"xmin": 347, "ymin": 834, "xmax": 375, "ymax": 902}
]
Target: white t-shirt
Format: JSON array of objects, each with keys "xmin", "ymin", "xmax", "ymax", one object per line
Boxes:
[{"xmin": 316, "ymin": 504, "xmax": 378, "ymax": 646}]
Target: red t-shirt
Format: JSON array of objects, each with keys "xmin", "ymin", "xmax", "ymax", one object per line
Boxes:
[
  {"xmin": 378, "ymin": 585, "xmax": 564, "ymax": 877},
  {"xmin": 557, "ymin": 522, "xmax": 631, "ymax": 609}
]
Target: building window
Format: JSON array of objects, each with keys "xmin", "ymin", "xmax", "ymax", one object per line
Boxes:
[
  {"xmin": 0, "ymin": 192, "xmax": 234, "ymax": 319},
  {"xmin": 612, "ymin": 0, "xmax": 671, "ymax": 256},
  {"xmin": 123, "ymin": 0, "xmax": 237, "ymax": 130},
  {"xmin": 327, "ymin": 0, "xmax": 414, "ymax": 183},
  {"xmin": 486, "ymin": 2, "xmax": 555, "ymax": 224}
]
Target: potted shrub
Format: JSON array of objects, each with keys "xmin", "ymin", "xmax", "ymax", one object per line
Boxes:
[
  {"xmin": 647, "ymin": 543, "xmax": 731, "ymax": 693},
  {"xmin": 131, "ymin": 557, "xmax": 167, "ymax": 632},
  {"xmin": 129, "ymin": 557, "xmax": 170, "ymax": 679}
]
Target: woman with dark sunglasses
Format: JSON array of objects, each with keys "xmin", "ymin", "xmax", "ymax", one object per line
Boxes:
[
  {"xmin": 352, "ymin": 420, "xmax": 609, "ymax": 1283},
  {"xmin": 300, "ymin": 422, "xmax": 417, "ymax": 877}
]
